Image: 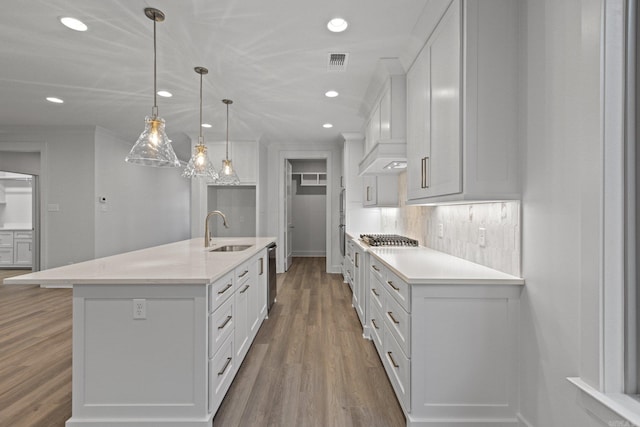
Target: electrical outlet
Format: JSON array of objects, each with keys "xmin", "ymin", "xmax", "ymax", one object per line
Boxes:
[
  {"xmin": 133, "ymin": 299, "xmax": 146, "ymax": 319},
  {"xmin": 478, "ymin": 228, "xmax": 487, "ymax": 247},
  {"xmin": 437, "ymin": 223, "xmax": 444, "ymax": 238}
]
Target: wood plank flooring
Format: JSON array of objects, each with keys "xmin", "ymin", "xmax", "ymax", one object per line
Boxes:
[
  {"xmin": 213, "ymin": 257, "xmax": 405, "ymax": 427},
  {"xmin": 0, "ymin": 258, "xmax": 404, "ymax": 427}
]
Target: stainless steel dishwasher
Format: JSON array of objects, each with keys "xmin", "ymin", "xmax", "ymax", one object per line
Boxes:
[{"xmin": 267, "ymin": 243, "xmax": 277, "ymax": 312}]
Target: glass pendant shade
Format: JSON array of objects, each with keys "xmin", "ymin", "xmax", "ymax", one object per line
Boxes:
[
  {"xmin": 125, "ymin": 8, "xmax": 179, "ymax": 168},
  {"xmin": 126, "ymin": 115, "xmax": 180, "ymax": 167},
  {"xmin": 183, "ymin": 66, "xmax": 218, "ymax": 180},
  {"xmin": 217, "ymin": 159, "xmax": 240, "ymax": 185},
  {"xmin": 182, "ymin": 139, "xmax": 218, "ymax": 180}
]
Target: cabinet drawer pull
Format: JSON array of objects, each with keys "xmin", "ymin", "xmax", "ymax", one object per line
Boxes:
[
  {"xmin": 355, "ymin": 252, "xmax": 359, "ymax": 268},
  {"xmin": 372, "ymin": 265, "xmax": 380, "ymax": 272},
  {"xmin": 259, "ymin": 258, "xmax": 264, "ymax": 275},
  {"xmin": 387, "ymin": 351, "xmax": 400, "ymax": 368},
  {"xmin": 238, "ymin": 270, "xmax": 249, "ymax": 278},
  {"xmin": 387, "ymin": 280, "xmax": 400, "ymax": 291},
  {"xmin": 372, "ymin": 318, "xmax": 379, "ymax": 330},
  {"xmin": 366, "ymin": 186, "xmax": 370, "ymax": 201},
  {"xmin": 217, "ymin": 315, "xmax": 232, "ymax": 330},
  {"xmin": 240, "ymin": 284, "xmax": 250, "ymax": 294},
  {"xmin": 217, "ymin": 357, "xmax": 232, "ymax": 376},
  {"xmin": 217, "ymin": 283, "xmax": 233, "ymax": 295},
  {"xmin": 372, "ymin": 288, "xmax": 379, "ymax": 297},
  {"xmin": 387, "ymin": 311, "xmax": 400, "ymax": 324}
]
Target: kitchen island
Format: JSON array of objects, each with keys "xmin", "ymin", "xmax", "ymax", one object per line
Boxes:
[{"xmin": 4, "ymin": 237, "xmax": 276, "ymax": 427}]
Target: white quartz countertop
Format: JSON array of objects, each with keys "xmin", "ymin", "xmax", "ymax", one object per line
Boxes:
[
  {"xmin": 3, "ymin": 237, "xmax": 276, "ymax": 286},
  {"xmin": 355, "ymin": 239, "xmax": 523, "ymax": 285}
]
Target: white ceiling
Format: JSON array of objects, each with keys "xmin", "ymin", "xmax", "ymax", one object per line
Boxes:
[{"xmin": 0, "ymin": 0, "xmax": 429, "ymax": 158}]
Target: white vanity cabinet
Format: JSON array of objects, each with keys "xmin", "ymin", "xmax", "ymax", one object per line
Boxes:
[
  {"xmin": 367, "ymin": 250, "xmax": 523, "ymax": 426},
  {"xmin": 406, "ymin": 0, "xmax": 520, "ymax": 204}
]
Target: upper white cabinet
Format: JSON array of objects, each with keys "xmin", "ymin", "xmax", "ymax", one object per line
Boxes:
[
  {"xmin": 406, "ymin": 0, "xmax": 520, "ymax": 204},
  {"xmin": 207, "ymin": 140, "xmax": 257, "ymax": 185},
  {"xmin": 363, "ymin": 175, "xmax": 399, "ymax": 208},
  {"xmin": 359, "ymin": 74, "xmax": 407, "ymax": 175}
]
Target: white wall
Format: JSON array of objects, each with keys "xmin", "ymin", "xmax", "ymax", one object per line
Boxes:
[
  {"xmin": 207, "ymin": 186, "xmax": 256, "ymax": 237},
  {"xmin": 517, "ymin": 0, "xmax": 604, "ymax": 425},
  {"xmin": 94, "ymin": 126, "xmax": 190, "ymax": 258}
]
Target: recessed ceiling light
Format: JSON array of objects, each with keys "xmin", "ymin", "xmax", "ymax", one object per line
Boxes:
[
  {"xmin": 46, "ymin": 97, "xmax": 64, "ymax": 104},
  {"xmin": 201, "ymin": 123, "xmax": 212, "ymax": 128},
  {"xmin": 327, "ymin": 18, "xmax": 348, "ymax": 33},
  {"xmin": 323, "ymin": 123, "xmax": 333, "ymax": 128},
  {"xmin": 325, "ymin": 90, "xmax": 339, "ymax": 98},
  {"xmin": 60, "ymin": 17, "xmax": 88, "ymax": 32},
  {"xmin": 157, "ymin": 90, "xmax": 172, "ymax": 98}
]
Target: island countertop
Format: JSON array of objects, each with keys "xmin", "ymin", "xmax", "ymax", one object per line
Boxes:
[{"xmin": 3, "ymin": 237, "xmax": 276, "ymax": 286}]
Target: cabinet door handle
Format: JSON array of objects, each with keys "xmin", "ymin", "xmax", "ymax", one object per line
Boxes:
[
  {"xmin": 218, "ymin": 357, "xmax": 232, "ymax": 376},
  {"xmin": 366, "ymin": 186, "xmax": 370, "ymax": 201},
  {"xmin": 372, "ymin": 288, "xmax": 379, "ymax": 297},
  {"xmin": 387, "ymin": 311, "xmax": 400, "ymax": 324},
  {"xmin": 239, "ymin": 270, "xmax": 249, "ymax": 278},
  {"xmin": 372, "ymin": 265, "xmax": 380, "ymax": 272},
  {"xmin": 217, "ymin": 283, "xmax": 233, "ymax": 295},
  {"xmin": 387, "ymin": 351, "xmax": 400, "ymax": 368},
  {"xmin": 259, "ymin": 258, "xmax": 264, "ymax": 275},
  {"xmin": 240, "ymin": 284, "xmax": 250, "ymax": 294},
  {"xmin": 355, "ymin": 252, "xmax": 359, "ymax": 268},
  {"xmin": 372, "ymin": 318, "xmax": 379, "ymax": 329},
  {"xmin": 387, "ymin": 280, "xmax": 400, "ymax": 291},
  {"xmin": 218, "ymin": 315, "xmax": 232, "ymax": 330},
  {"xmin": 421, "ymin": 156, "xmax": 430, "ymax": 188}
]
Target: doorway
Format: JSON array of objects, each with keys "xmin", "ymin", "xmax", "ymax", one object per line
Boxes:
[{"xmin": 278, "ymin": 151, "xmax": 333, "ymax": 274}]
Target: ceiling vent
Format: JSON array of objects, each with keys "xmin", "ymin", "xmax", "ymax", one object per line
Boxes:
[{"xmin": 327, "ymin": 53, "xmax": 349, "ymax": 72}]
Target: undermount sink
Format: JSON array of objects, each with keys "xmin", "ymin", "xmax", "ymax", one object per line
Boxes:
[{"xmin": 209, "ymin": 244, "xmax": 252, "ymax": 252}]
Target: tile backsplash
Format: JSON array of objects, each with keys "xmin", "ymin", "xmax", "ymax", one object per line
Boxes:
[{"xmin": 380, "ymin": 172, "xmax": 521, "ymax": 277}]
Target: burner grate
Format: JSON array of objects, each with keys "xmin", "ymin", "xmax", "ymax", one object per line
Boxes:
[{"xmin": 360, "ymin": 234, "xmax": 419, "ymax": 247}]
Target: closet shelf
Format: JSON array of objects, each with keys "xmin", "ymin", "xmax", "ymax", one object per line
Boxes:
[{"xmin": 292, "ymin": 172, "xmax": 327, "ymax": 186}]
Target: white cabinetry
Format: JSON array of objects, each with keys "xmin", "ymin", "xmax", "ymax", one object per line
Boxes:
[
  {"xmin": 360, "ymin": 74, "xmax": 407, "ymax": 175},
  {"xmin": 363, "ymin": 175, "xmax": 399, "ymax": 207},
  {"xmin": 207, "ymin": 140, "xmax": 257, "ymax": 185},
  {"xmin": 0, "ymin": 230, "xmax": 32, "ymax": 268},
  {"xmin": 367, "ymin": 254, "xmax": 522, "ymax": 425},
  {"xmin": 406, "ymin": 0, "xmax": 520, "ymax": 204},
  {"xmin": 351, "ymin": 240, "xmax": 367, "ymax": 334}
]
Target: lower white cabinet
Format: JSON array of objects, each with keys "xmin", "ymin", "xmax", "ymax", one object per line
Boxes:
[
  {"xmin": 367, "ymin": 255, "xmax": 522, "ymax": 426},
  {"xmin": 0, "ymin": 230, "xmax": 32, "ymax": 267}
]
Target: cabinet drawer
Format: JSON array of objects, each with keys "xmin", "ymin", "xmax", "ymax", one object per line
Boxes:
[
  {"xmin": 369, "ymin": 273, "xmax": 384, "ymax": 311},
  {"xmin": 385, "ymin": 292, "xmax": 410, "ymax": 356},
  {"xmin": 384, "ymin": 268, "xmax": 410, "ymax": 313},
  {"xmin": 0, "ymin": 232, "xmax": 13, "ymax": 247},
  {"xmin": 14, "ymin": 231, "xmax": 32, "ymax": 239},
  {"xmin": 0, "ymin": 248, "xmax": 13, "ymax": 264},
  {"xmin": 209, "ymin": 296, "xmax": 235, "ymax": 358},
  {"xmin": 208, "ymin": 333, "xmax": 235, "ymax": 413},
  {"xmin": 369, "ymin": 300, "xmax": 384, "ymax": 356},
  {"xmin": 235, "ymin": 260, "xmax": 251, "ymax": 286},
  {"xmin": 209, "ymin": 271, "xmax": 235, "ymax": 313},
  {"xmin": 384, "ymin": 324, "xmax": 411, "ymax": 412},
  {"xmin": 369, "ymin": 258, "xmax": 384, "ymax": 283}
]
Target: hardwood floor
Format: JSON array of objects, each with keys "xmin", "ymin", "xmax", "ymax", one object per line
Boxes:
[
  {"xmin": 213, "ymin": 257, "xmax": 405, "ymax": 427},
  {"xmin": 0, "ymin": 258, "xmax": 404, "ymax": 427}
]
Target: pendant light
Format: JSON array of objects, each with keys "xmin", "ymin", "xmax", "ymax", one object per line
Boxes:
[
  {"xmin": 125, "ymin": 8, "xmax": 179, "ymax": 167},
  {"xmin": 217, "ymin": 99, "xmax": 240, "ymax": 185},
  {"xmin": 182, "ymin": 67, "xmax": 218, "ymax": 180}
]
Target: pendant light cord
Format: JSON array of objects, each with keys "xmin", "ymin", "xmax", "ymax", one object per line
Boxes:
[
  {"xmin": 152, "ymin": 15, "xmax": 158, "ymax": 117},
  {"xmin": 199, "ymin": 72, "xmax": 203, "ymax": 140},
  {"xmin": 226, "ymin": 102, "xmax": 229, "ymax": 160}
]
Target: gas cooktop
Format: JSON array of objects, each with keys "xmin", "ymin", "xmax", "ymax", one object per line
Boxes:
[{"xmin": 359, "ymin": 234, "xmax": 419, "ymax": 247}]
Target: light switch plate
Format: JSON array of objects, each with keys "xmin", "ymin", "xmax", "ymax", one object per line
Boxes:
[{"xmin": 437, "ymin": 223, "xmax": 444, "ymax": 238}]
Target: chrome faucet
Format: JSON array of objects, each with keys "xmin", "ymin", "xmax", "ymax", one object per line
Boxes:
[{"xmin": 204, "ymin": 210, "xmax": 230, "ymax": 247}]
